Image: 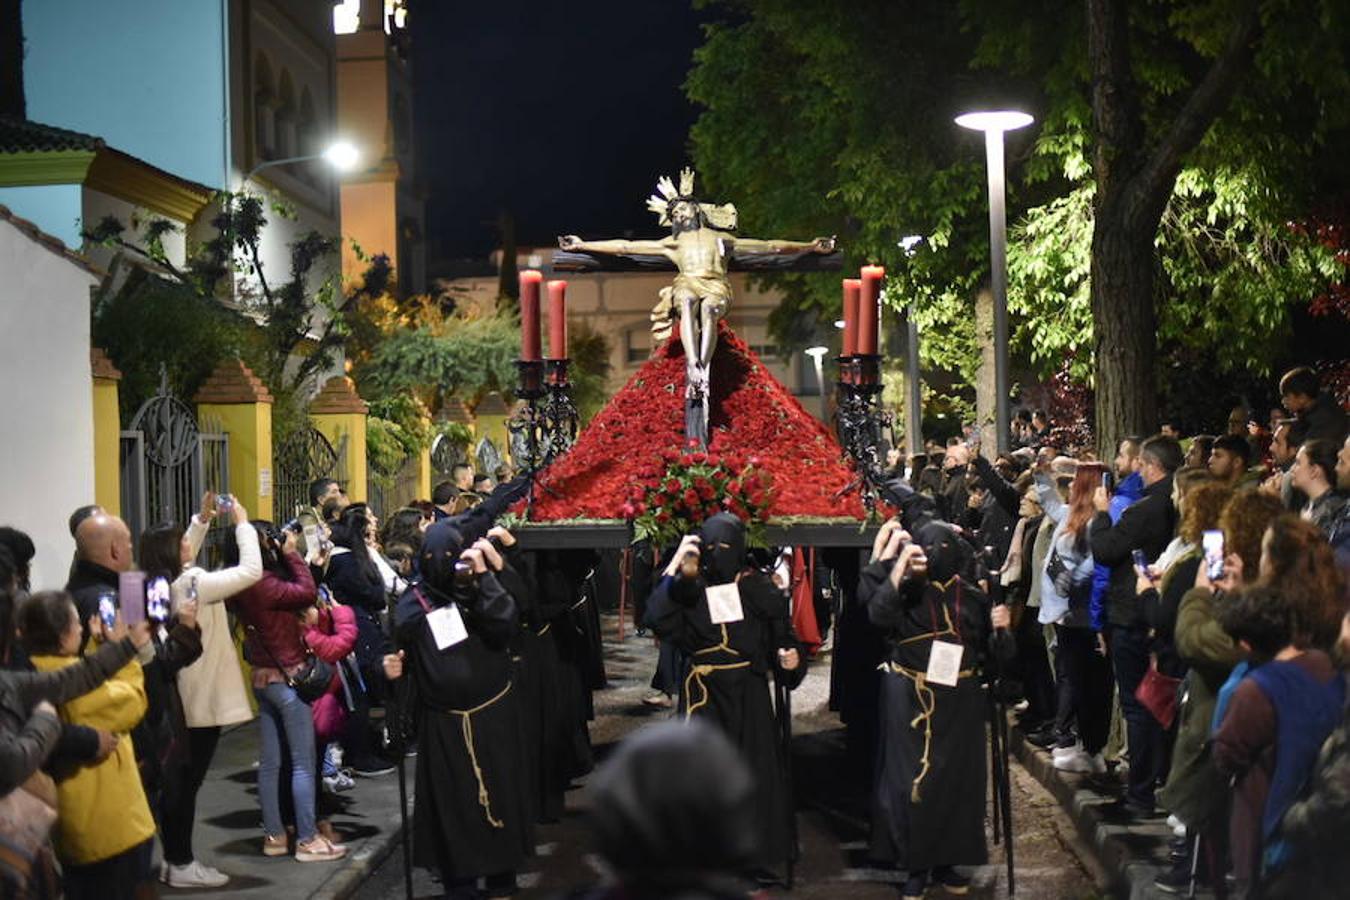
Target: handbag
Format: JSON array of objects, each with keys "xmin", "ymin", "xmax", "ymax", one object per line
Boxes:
[
  {"xmin": 247, "ymin": 624, "xmax": 335, "ymax": 704},
  {"xmin": 1135, "ymin": 656, "xmax": 1182, "ymax": 729},
  {"xmin": 0, "ymin": 770, "xmax": 58, "ymax": 889},
  {"xmin": 1045, "ymin": 547, "xmax": 1075, "ymax": 597}
]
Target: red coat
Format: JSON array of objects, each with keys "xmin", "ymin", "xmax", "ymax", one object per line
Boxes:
[{"xmin": 229, "ymin": 552, "xmax": 316, "ymax": 676}]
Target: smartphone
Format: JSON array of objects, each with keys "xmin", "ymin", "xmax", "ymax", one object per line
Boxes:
[
  {"xmin": 97, "ymin": 590, "xmax": 118, "ymax": 631},
  {"xmin": 1202, "ymin": 530, "xmax": 1225, "ymax": 582},
  {"xmin": 217, "ymin": 493, "xmax": 234, "ymax": 514},
  {"xmin": 1102, "ymin": 471, "xmax": 1115, "ymax": 493},
  {"xmin": 145, "ymin": 576, "xmax": 171, "ymax": 624},
  {"xmin": 1132, "ymin": 549, "xmax": 1152, "ymax": 581},
  {"xmin": 118, "ymin": 570, "xmax": 147, "ymax": 625}
]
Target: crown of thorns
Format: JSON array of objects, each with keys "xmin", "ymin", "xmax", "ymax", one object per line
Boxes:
[{"xmin": 646, "ymin": 168, "xmax": 737, "ymax": 230}]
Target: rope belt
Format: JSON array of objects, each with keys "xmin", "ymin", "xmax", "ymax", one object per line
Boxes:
[
  {"xmin": 536, "ymin": 623, "xmax": 551, "ymax": 636},
  {"xmin": 878, "ymin": 660, "xmax": 977, "ymax": 803},
  {"xmin": 684, "ymin": 630, "xmax": 749, "ymax": 720},
  {"xmin": 445, "ymin": 681, "xmax": 513, "ymax": 829}
]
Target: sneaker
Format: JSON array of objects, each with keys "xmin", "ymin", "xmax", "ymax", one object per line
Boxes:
[
  {"xmin": 262, "ymin": 834, "xmax": 288, "ymax": 857},
  {"xmin": 316, "ymin": 820, "xmax": 347, "ymax": 850},
  {"xmin": 322, "ymin": 770, "xmax": 356, "ymax": 793},
  {"xmin": 295, "ymin": 836, "xmax": 347, "ymax": 863},
  {"xmin": 350, "ymin": 759, "xmax": 396, "ymax": 777},
  {"xmin": 902, "ymin": 870, "xmax": 928, "ymax": 900},
  {"xmin": 1053, "ymin": 748, "xmax": 1094, "ymax": 773},
  {"xmin": 932, "ymin": 865, "xmax": 970, "ymax": 894},
  {"xmin": 641, "ymin": 692, "xmax": 673, "ymax": 708},
  {"xmin": 162, "ymin": 860, "xmax": 230, "ymax": 888}
]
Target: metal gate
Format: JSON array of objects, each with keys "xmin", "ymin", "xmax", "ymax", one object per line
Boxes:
[
  {"xmin": 120, "ymin": 384, "xmax": 230, "ymax": 564},
  {"xmin": 430, "ymin": 431, "xmax": 467, "ymax": 484},
  {"xmin": 368, "ymin": 453, "xmax": 422, "ymax": 518},
  {"xmin": 273, "ymin": 426, "xmax": 340, "ymax": 522}
]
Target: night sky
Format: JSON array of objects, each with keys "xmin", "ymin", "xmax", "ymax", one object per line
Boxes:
[{"xmin": 411, "ymin": 1, "xmax": 707, "ymax": 264}]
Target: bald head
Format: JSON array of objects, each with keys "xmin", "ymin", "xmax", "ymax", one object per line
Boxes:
[{"xmin": 75, "ymin": 514, "xmax": 134, "ymax": 574}]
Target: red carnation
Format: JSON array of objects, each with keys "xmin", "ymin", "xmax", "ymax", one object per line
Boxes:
[
  {"xmin": 690, "ymin": 451, "xmax": 708, "ymax": 464},
  {"xmin": 661, "ymin": 448, "xmax": 678, "ymax": 463}
]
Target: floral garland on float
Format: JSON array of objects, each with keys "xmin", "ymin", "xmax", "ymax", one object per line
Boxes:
[
  {"xmin": 623, "ymin": 445, "xmax": 777, "ymax": 548},
  {"xmin": 518, "ymin": 323, "xmax": 868, "ymax": 530}
]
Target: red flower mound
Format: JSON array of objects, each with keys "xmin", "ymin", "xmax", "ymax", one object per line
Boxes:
[{"xmin": 528, "ymin": 322, "xmax": 865, "ymax": 521}]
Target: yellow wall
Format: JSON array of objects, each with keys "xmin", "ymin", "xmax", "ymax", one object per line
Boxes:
[
  {"xmin": 92, "ymin": 377, "xmax": 121, "ymax": 516},
  {"xmin": 340, "ymin": 179, "xmax": 398, "ymax": 282},
  {"xmin": 198, "ymin": 401, "xmax": 274, "ymax": 522},
  {"xmin": 312, "ymin": 412, "xmax": 368, "ymax": 502}
]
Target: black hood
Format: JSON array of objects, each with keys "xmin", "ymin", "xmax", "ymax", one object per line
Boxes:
[
  {"xmin": 419, "ymin": 522, "xmax": 469, "ymax": 605},
  {"xmin": 914, "ymin": 520, "xmax": 976, "ymax": 586},
  {"xmin": 698, "ymin": 513, "xmax": 746, "ymax": 585}
]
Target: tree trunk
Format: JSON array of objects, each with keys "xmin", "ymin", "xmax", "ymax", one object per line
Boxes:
[
  {"xmin": 1090, "ymin": 200, "xmax": 1157, "ymax": 458},
  {"xmin": 974, "ymin": 286, "xmax": 998, "ymax": 457}
]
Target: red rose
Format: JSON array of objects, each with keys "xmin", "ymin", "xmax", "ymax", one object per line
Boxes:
[
  {"xmin": 696, "ymin": 483, "xmax": 714, "ymax": 501},
  {"xmin": 748, "ymin": 490, "xmax": 767, "ymax": 507},
  {"xmin": 726, "ymin": 479, "xmax": 742, "ymax": 495},
  {"xmin": 634, "ymin": 501, "xmax": 646, "ymax": 515},
  {"xmin": 727, "ymin": 500, "xmax": 746, "ymax": 518},
  {"xmin": 661, "ymin": 448, "xmax": 678, "ymax": 463},
  {"xmin": 686, "ymin": 438, "xmax": 701, "ymax": 449},
  {"xmin": 656, "ymin": 510, "xmax": 671, "ymax": 524},
  {"xmin": 665, "ymin": 478, "xmax": 681, "ymax": 494},
  {"xmin": 683, "ymin": 489, "xmax": 700, "ymax": 508},
  {"xmin": 621, "ymin": 502, "xmax": 636, "ymax": 519},
  {"xmin": 690, "ymin": 451, "xmax": 708, "ymax": 465},
  {"xmin": 744, "ymin": 475, "xmax": 761, "ymax": 491}
]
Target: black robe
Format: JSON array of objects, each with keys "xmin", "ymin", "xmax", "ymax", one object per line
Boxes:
[
  {"xmin": 859, "ymin": 561, "xmax": 1011, "ymax": 870},
  {"xmin": 394, "ymin": 573, "xmax": 533, "ymax": 880},
  {"xmin": 646, "ymin": 570, "xmax": 805, "ymax": 871}
]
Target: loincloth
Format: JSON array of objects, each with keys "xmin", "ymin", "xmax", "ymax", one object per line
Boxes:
[{"xmin": 651, "ymin": 273, "xmax": 733, "ymax": 342}]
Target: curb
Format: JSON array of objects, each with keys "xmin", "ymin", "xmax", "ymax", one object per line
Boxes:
[{"xmin": 1008, "ymin": 726, "xmax": 1183, "ymax": 900}]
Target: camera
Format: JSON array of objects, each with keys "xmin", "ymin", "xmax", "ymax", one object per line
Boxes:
[
  {"xmin": 453, "ymin": 559, "xmax": 477, "ymax": 588},
  {"xmin": 217, "ymin": 493, "xmax": 234, "ymax": 514}
]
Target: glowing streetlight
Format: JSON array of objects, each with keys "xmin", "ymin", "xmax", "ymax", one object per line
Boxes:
[
  {"xmin": 805, "ymin": 346, "xmax": 830, "ymax": 422},
  {"xmin": 956, "ymin": 109, "xmax": 1033, "ymax": 454},
  {"xmin": 245, "ymin": 139, "xmax": 361, "ymax": 181}
]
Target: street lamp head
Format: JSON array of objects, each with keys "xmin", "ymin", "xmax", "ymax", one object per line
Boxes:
[
  {"xmin": 833, "ymin": 319, "xmax": 846, "ymax": 329},
  {"xmin": 322, "ymin": 140, "xmax": 360, "ymax": 171},
  {"xmin": 954, "ymin": 110, "xmax": 1034, "ymax": 133},
  {"xmin": 805, "ymin": 346, "xmax": 829, "ymax": 360}
]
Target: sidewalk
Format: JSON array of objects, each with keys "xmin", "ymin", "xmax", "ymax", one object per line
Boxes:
[
  {"xmin": 161, "ymin": 720, "xmax": 414, "ymax": 900},
  {"xmin": 1009, "ymin": 724, "xmax": 1204, "ymax": 899}
]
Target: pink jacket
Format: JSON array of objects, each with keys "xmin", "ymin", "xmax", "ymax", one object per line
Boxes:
[{"xmin": 304, "ymin": 604, "xmax": 357, "ymax": 743}]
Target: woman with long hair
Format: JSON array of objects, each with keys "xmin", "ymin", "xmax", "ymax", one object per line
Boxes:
[
  {"xmin": 227, "ymin": 521, "xmax": 345, "ymax": 863},
  {"xmin": 135, "ymin": 493, "xmax": 260, "ymax": 888},
  {"xmin": 325, "ymin": 506, "xmax": 395, "ymax": 776},
  {"xmin": 1257, "ymin": 514, "xmax": 1346, "ymax": 652},
  {"xmin": 1034, "ymin": 459, "xmax": 1113, "ymax": 774}
]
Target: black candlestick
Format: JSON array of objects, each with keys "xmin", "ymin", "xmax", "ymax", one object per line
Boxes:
[{"xmin": 834, "ymin": 354, "xmax": 889, "ymax": 510}]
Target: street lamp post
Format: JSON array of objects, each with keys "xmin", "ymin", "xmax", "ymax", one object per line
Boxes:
[
  {"xmin": 898, "ymin": 235, "xmax": 924, "ymax": 457},
  {"xmin": 956, "ymin": 110, "xmax": 1032, "ymax": 455},
  {"xmin": 805, "ymin": 346, "xmax": 829, "ymax": 423},
  {"xmin": 243, "ymin": 140, "xmax": 360, "ymax": 183}
]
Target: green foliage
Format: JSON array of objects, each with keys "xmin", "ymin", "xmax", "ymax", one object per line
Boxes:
[
  {"xmin": 567, "ymin": 319, "xmax": 613, "ymax": 422},
  {"xmin": 686, "ymin": 0, "xmax": 1350, "ymax": 393},
  {"xmin": 361, "ymin": 315, "xmax": 520, "ymax": 412},
  {"xmin": 367, "ymin": 395, "xmax": 432, "ymax": 450},
  {"xmin": 366, "ymin": 416, "xmax": 418, "ymax": 482},
  {"xmin": 92, "ymin": 267, "xmax": 250, "ymax": 420}
]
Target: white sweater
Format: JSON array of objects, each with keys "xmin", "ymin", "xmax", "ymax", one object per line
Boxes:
[{"xmin": 173, "ymin": 517, "xmax": 262, "ymax": 728}]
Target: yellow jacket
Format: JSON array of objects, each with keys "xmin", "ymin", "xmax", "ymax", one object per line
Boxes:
[{"xmin": 29, "ymin": 653, "xmax": 156, "ymax": 865}]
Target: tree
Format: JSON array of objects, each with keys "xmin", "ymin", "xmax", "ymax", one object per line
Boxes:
[{"xmin": 686, "ymin": 0, "xmax": 1350, "ymax": 452}]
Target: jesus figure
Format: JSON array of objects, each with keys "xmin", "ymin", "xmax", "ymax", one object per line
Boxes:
[{"xmin": 559, "ymin": 169, "xmax": 835, "ymax": 446}]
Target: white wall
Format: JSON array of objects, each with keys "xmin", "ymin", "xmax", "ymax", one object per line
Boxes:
[
  {"xmin": 82, "ymin": 188, "xmax": 190, "ymax": 272},
  {"xmin": 0, "ymin": 217, "xmax": 99, "ymax": 591}
]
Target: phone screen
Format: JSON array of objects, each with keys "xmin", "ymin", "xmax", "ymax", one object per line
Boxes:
[
  {"xmin": 146, "ymin": 576, "xmax": 171, "ymax": 623},
  {"xmin": 1202, "ymin": 530, "xmax": 1225, "ymax": 582},
  {"xmin": 1132, "ymin": 549, "xmax": 1150, "ymax": 578},
  {"xmin": 97, "ymin": 591, "xmax": 118, "ymax": 631},
  {"xmin": 1103, "ymin": 472, "xmax": 1114, "ymax": 493},
  {"xmin": 118, "ymin": 570, "xmax": 147, "ymax": 625}
]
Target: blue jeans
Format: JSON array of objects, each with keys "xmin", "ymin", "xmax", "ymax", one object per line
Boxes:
[{"xmin": 255, "ymin": 682, "xmax": 317, "ymax": 842}]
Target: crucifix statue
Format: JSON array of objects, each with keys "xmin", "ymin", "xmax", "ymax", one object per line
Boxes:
[{"xmin": 557, "ymin": 168, "xmax": 839, "ymax": 446}]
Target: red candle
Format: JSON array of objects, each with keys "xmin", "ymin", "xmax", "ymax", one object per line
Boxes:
[
  {"xmin": 546, "ymin": 280, "xmax": 567, "ymax": 359},
  {"xmin": 519, "ymin": 270, "xmax": 542, "ymax": 360},
  {"xmin": 859, "ymin": 265, "xmax": 885, "ymax": 355},
  {"xmin": 842, "ymin": 278, "xmax": 861, "ymax": 357}
]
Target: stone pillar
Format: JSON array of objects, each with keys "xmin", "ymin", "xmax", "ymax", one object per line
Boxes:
[
  {"xmin": 90, "ymin": 348, "xmax": 123, "ymax": 516},
  {"xmin": 195, "ymin": 359, "xmax": 275, "ymax": 521},
  {"xmin": 310, "ymin": 376, "xmax": 369, "ymax": 502},
  {"xmin": 974, "ymin": 287, "xmax": 997, "ymax": 457}
]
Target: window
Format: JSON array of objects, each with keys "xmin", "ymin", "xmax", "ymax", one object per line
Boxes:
[
  {"xmin": 253, "ymin": 53, "xmax": 275, "ymax": 160},
  {"xmin": 625, "ymin": 329, "xmax": 651, "ymax": 364},
  {"xmin": 275, "ymin": 69, "xmax": 297, "ymax": 160}
]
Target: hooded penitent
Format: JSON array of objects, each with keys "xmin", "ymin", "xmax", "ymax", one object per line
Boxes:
[{"xmin": 698, "ymin": 512, "xmax": 747, "ymax": 586}]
